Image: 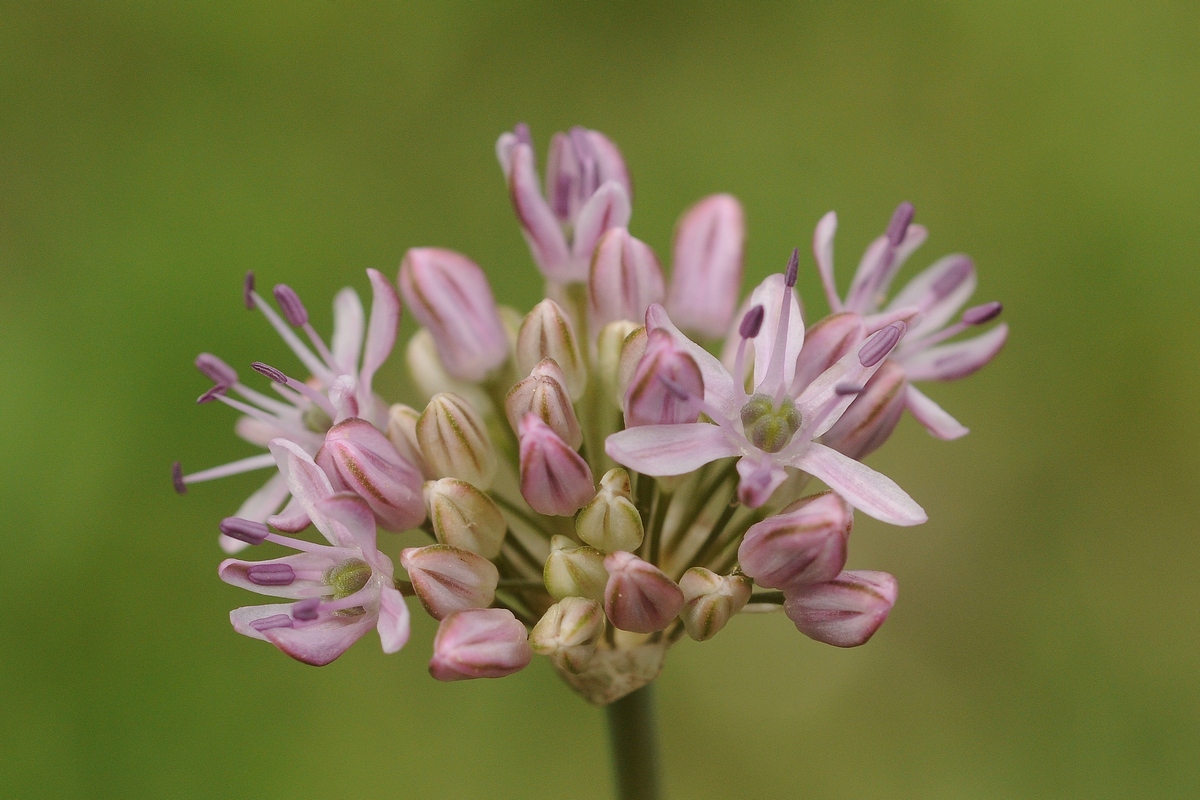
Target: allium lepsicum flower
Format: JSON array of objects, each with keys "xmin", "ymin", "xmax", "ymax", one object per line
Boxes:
[
  {"xmin": 783, "ymin": 570, "xmax": 898, "ymax": 648},
  {"xmin": 575, "ymin": 468, "xmax": 644, "ymax": 553},
  {"xmin": 315, "ymin": 418, "xmax": 426, "ymax": 533},
  {"xmin": 518, "ymin": 415, "xmax": 595, "ymax": 517},
  {"xmin": 423, "ymin": 478, "xmax": 508, "ymax": 560},
  {"xmin": 516, "ymin": 299, "xmax": 587, "ymax": 400},
  {"xmin": 543, "ymin": 535, "xmax": 608, "ymax": 603},
  {"xmin": 665, "ymin": 193, "xmax": 745, "ymax": 339},
  {"xmin": 623, "ymin": 328, "xmax": 704, "ymax": 428},
  {"xmin": 603, "ymin": 551, "xmax": 685, "ymax": 634},
  {"xmin": 738, "ymin": 491, "xmax": 851, "ymax": 592},
  {"xmin": 429, "ymin": 608, "xmax": 533, "ymax": 682},
  {"xmin": 678, "ymin": 568, "xmax": 752, "ymax": 642},
  {"xmin": 505, "ymin": 359, "xmax": 583, "ymax": 449},
  {"xmin": 588, "ymin": 227, "xmax": 665, "ymax": 332},
  {"xmin": 398, "ymin": 247, "xmax": 509, "ymax": 383},
  {"xmin": 530, "ymin": 597, "xmax": 605, "ymax": 674},
  {"xmin": 416, "ymin": 392, "xmax": 497, "ymax": 490},
  {"xmin": 400, "ymin": 544, "xmax": 500, "ymax": 620}
]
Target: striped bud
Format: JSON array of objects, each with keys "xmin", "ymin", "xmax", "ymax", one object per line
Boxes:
[
  {"xmin": 386, "ymin": 403, "xmax": 433, "ymax": 479},
  {"xmin": 505, "ymin": 359, "xmax": 582, "ymax": 449},
  {"xmin": 818, "ymin": 361, "xmax": 908, "ymax": 459},
  {"xmin": 603, "ymin": 551, "xmax": 685, "ymax": 634},
  {"xmin": 314, "ymin": 418, "xmax": 426, "ymax": 532},
  {"xmin": 679, "ymin": 568, "xmax": 752, "ymax": 641},
  {"xmin": 401, "ymin": 544, "xmax": 499, "ymax": 621},
  {"xmin": 529, "ymin": 596, "xmax": 605, "ymax": 674},
  {"xmin": 516, "ymin": 299, "xmax": 586, "ymax": 400},
  {"xmin": 783, "ymin": 570, "xmax": 898, "ymax": 648},
  {"xmin": 424, "ymin": 478, "xmax": 508, "ymax": 560},
  {"xmin": 543, "ymin": 535, "xmax": 608, "ymax": 603},
  {"xmin": 596, "ymin": 320, "xmax": 640, "ymax": 409},
  {"xmin": 518, "ymin": 415, "xmax": 594, "ymax": 517},
  {"xmin": 738, "ymin": 492, "xmax": 851, "ymax": 592},
  {"xmin": 429, "ymin": 608, "xmax": 533, "ymax": 681},
  {"xmin": 589, "ymin": 227, "xmax": 665, "ymax": 332},
  {"xmin": 575, "ymin": 468, "xmax": 644, "ymax": 553},
  {"xmin": 416, "ymin": 393, "xmax": 497, "ymax": 490},
  {"xmin": 623, "ymin": 329, "xmax": 704, "ymax": 427},
  {"xmin": 665, "ymin": 194, "xmax": 745, "ymax": 339}
]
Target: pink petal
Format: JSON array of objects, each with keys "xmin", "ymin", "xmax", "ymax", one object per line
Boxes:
[
  {"xmin": 901, "ymin": 323, "xmax": 1007, "ymax": 382},
  {"xmin": 219, "ymin": 551, "xmax": 340, "ymax": 599},
  {"xmin": 887, "ymin": 254, "xmax": 977, "ymax": 340},
  {"xmin": 905, "ymin": 384, "xmax": 969, "ymax": 440},
  {"xmin": 263, "ymin": 612, "xmax": 377, "ymax": 667},
  {"xmin": 571, "ymin": 181, "xmax": 632, "ymax": 273},
  {"xmin": 585, "ymin": 129, "xmax": 632, "ymax": 199},
  {"xmin": 509, "ymin": 143, "xmax": 570, "ymax": 280},
  {"xmin": 735, "ymin": 456, "xmax": 789, "ymax": 508},
  {"xmin": 783, "ymin": 570, "xmax": 897, "ymax": 647},
  {"xmin": 267, "ymin": 495, "xmax": 310, "ymax": 533},
  {"xmin": 330, "ymin": 287, "xmax": 365, "ymax": 376},
  {"xmin": 789, "ymin": 443, "xmax": 926, "ymax": 526},
  {"xmin": 813, "ymin": 211, "xmax": 843, "ymax": 312},
  {"xmin": 744, "ymin": 274, "xmax": 804, "ymax": 393},
  {"xmin": 645, "ymin": 304, "xmax": 738, "ymax": 418},
  {"xmin": 795, "ymin": 323, "xmax": 904, "ymax": 439},
  {"xmin": 359, "ymin": 268, "xmax": 400, "ymax": 405},
  {"xmin": 376, "ymin": 586, "xmax": 411, "ymax": 654},
  {"xmin": 222, "ymin": 472, "xmax": 291, "ymax": 553},
  {"xmin": 268, "ymin": 439, "xmax": 351, "ymax": 547},
  {"xmin": 314, "ymin": 493, "xmax": 381, "ymax": 568},
  {"xmin": 605, "ymin": 423, "xmax": 741, "ymax": 477}
]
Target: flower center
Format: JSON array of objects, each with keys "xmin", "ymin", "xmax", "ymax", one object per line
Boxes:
[
  {"xmin": 324, "ymin": 558, "xmax": 372, "ymax": 616},
  {"xmin": 740, "ymin": 393, "xmax": 801, "ymax": 453}
]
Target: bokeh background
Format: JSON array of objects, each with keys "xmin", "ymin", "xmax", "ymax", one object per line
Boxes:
[{"xmin": 3, "ymin": 2, "xmax": 1198, "ymax": 798}]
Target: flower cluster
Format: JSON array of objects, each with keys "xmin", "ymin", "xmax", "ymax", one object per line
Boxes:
[{"xmin": 176, "ymin": 124, "xmax": 1005, "ymax": 704}]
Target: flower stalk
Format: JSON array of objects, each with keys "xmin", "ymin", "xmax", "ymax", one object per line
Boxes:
[{"xmin": 606, "ymin": 684, "xmax": 664, "ymax": 800}]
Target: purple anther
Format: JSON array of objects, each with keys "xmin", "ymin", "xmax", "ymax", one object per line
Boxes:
[
  {"xmin": 514, "ymin": 122, "xmax": 532, "ymax": 147},
  {"xmin": 962, "ymin": 300, "xmax": 1003, "ymax": 325},
  {"xmin": 292, "ymin": 598, "xmax": 321, "ymax": 622},
  {"xmin": 172, "ymin": 462, "xmax": 187, "ymax": 494},
  {"xmin": 196, "ymin": 385, "xmax": 227, "ymax": 404},
  {"xmin": 247, "ymin": 563, "xmax": 296, "ymax": 586},
  {"xmin": 272, "ymin": 284, "xmax": 309, "ymax": 327},
  {"xmin": 250, "ymin": 614, "xmax": 294, "ymax": 632},
  {"xmin": 858, "ymin": 323, "xmax": 904, "ymax": 368},
  {"xmin": 739, "ymin": 304, "xmax": 766, "ymax": 339},
  {"xmin": 218, "ymin": 517, "xmax": 270, "ymax": 545},
  {"xmin": 929, "ymin": 257, "xmax": 974, "ymax": 301},
  {"xmin": 885, "ymin": 202, "xmax": 915, "ymax": 246},
  {"xmin": 243, "ymin": 271, "xmax": 256, "ymax": 310},
  {"xmin": 784, "ymin": 247, "xmax": 800, "ymax": 288},
  {"xmin": 251, "ymin": 362, "xmax": 289, "ymax": 385},
  {"xmin": 657, "ymin": 374, "xmax": 693, "ymax": 401},
  {"xmin": 835, "ymin": 382, "xmax": 865, "ymax": 396},
  {"xmin": 195, "ymin": 353, "xmax": 238, "ymax": 386}
]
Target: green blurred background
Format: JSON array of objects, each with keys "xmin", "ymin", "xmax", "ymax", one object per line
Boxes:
[{"xmin": 2, "ymin": 1, "xmax": 1198, "ymax": 797}]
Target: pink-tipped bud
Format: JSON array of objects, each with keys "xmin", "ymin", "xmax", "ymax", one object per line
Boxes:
[
  {"xmin": 400, "ymin": 544, "xmax": 500, "ymax": 621},
  {"xmin": 575, "ymin": 468, "xmax": 644, "ymax": 553},
  {"xmin": 505, "ymin": 359, "xmax": 582, "ymax": 450},
  {"xmin": 783, "ymin": 570, "xmax": 898, "ymax": 647},
  {"xmin": 529, "ymin": 596, "xmax": 605, "ymax": 674},
  {"xmin": 666, "ymin": 194, "xmax": 745, "ymax": 339},
  {"xmin": 603, "ymin": 551, "xmax": 685, "ymax": 634},
  {"xmin": 818, "ymin": 361, "xmax": 908, "ymax": 459},
  {"xmin": 398, "ymin": 248, "xmax": 509, "ymax": 383},
  {"xmin": 423, "ymin": 478, "xmax": 508, "ymax": 560},
  {"xmin": 314, "ymin": 418, "xmax": 426, "ymax": 532},
  {"xmin": 588, "ymin": 227, "xmax": 665, "ymax": 331},
  {"xmin": 679, "ymin": 568, "xmax": 752, "ymax": 641},
  {"xmin": 416, "ymin": 393, "xmax": 497, "ymax": 490},
  {"xmin": 429, "ymin": 608, "xmax": 532, "ymax": 681},
  {"xmin": 738, "ymin": 492, "xmax": 852, "ymax": 592},
  {"xmin": 596, "ymin": 320, "xmax": 640, "ymax": 409},
  {"xmin": 791, "ymin": 313, "xmax": 866, "ymax": 394},
  {"xmin": 516, "ymin": 299, "xmax": 586, "ymax": 399},
  {"xmin": 386, "ymin": 403, "xmax": 433, "ymax": 478},
  {"xmin": 623, "ymin": 329, "xmax": 704, "ymax": 427},
  {"xmin": 545, "ymin": 127, "xmax": 632, "ymax": 223},
  {"xmin": 518, "ymin": 415, "xmax": 595, "ymax": 517},
  {"xmin": 543, "ymin": 535, "xmax": 609, "ymax": 603}
]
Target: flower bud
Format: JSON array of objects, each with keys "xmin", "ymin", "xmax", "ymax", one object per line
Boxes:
[
  {"xmin": 589, "ymin": 227, "xmax": 665, "ymax": 332},
  {"xmin": 615, "ymin": 325, "xmax": 648, "ymax": 406},
  {"xmin": 398, "ymin": 247, "xmax": 509, "ymax": 382},
  {"xmin": 665, "ymin": 194, "xmax": 745, "ymax": 339},
  {"xmin": 543, "ymin": 535, "xmax": 608, "ymax": 603},
  {"xmin": 575, "ymin": 468, "xmax": 644, "ymax": 552},
  {"xmin": 405, "ymin": 328, "xmax": 493, "ymax": 413},
  {"xmin": 505, "ymin": 359, "xmax": 582, "ymax": 450},
  {"xmin": 603, "ymin": 551, "xmax": 685, "ymax": 634},
  {"xmin": 545, "ymin": 127, "xmax": 632, "ymax": 223},
  {"xmin": 429, "ymin": 608, "xmax": 533, "ymax": 681},
  {"xmin": 783, "ymin": 570, "xmax": 898, "ymax": 647},
  {"xmin": 679, "ymin": 568, "xmax": 752, "ymax": 641},
  {"xmin": 596, "ymin": 320, "xmax": 640, "ymax": 409},
  {"xmin": 386, "ymin": 403, "xmax": 433, "ymax": 478},
  {"xmin": 529, "ymin": 596, "xmax": 605, "ymax": 674},
  {"xmin": 502, "ymin": 133, "xmax": 572, "ymax": 281},
  {"xmin": 314, "ymin": 418, "xmax": 426, "ymax": 532},
  {"xmin": 423, "ymin": 478, "xmax": 508, "ymax": 559},
  {"xmin": 416, "ymin": 392, "xmax": 497, "ymax": 490},
  {"xmin": 790, "ymin": 312, "xmax": 866, "ymax": 394},
  {"xmin": 400, "ymin": 544, "xmax": 500, "ymax": 620},
  {"xmin": 516, "ymin": 299, "xmax": 586, "ymax": 400},
  {"xmin": 818, "ymin": 361, "xmax": 908, "ymax": 459},
  {"xmin": 518, "ymin": 415, "xmax": 595, "ymax": 516},
  {"xmin": 623, "ymin": 328, "xmax": 704, "ymax": 427},
  {"xmin": 738, "ymin": 492, "xmax": 851, "ymax": 592}
]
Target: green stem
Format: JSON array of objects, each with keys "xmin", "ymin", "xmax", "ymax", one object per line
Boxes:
[{"xmin": 606, "ymin": 684, "xmax": 664, "ymax": 800}]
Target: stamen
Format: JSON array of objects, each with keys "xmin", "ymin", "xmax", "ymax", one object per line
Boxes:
[
  {"xmin": 195, "ymin": 353, "xmax": 237, "ymax": 386},
  {"xmin": 858, "ymin": 323, "xmax": 904, "ymax": 368},
  {"xmin": 252, "ymin": 361, "xmax": 288, "ymax": 384},
  {"xmin": 219, "ymin": 517, "xmax": 270, "ymax": 545},
  {"xmin": 172, "ymin": 462, "xmax": 187, "ymax": 494},
  {"xmin": 514, "ymin": 122, "xmax": 532, "ymax": 147},
  {"xmin": 886, "ymin": 202, "xmax": 915, "ymax": 247},
  {"xmin": 785, "ymin": 248, "xmax": 799, "ymax": 288},
  {"xmin": 252, "ymin": 362, "xmax": 337, "ymax": 419},
  {"xmin": 181, "ymin": 453, "xmax": 280, "ymax": 484},
  {"xmin": 739, "ymin": 305, "xmax": 765, "ymax": 339},
  {"xmin": 250, "ymin": 291, "xmax": 335, "ymax": 384},
  {"xmin": 250, "ymin": 614, "xmax": 294, "ymax": 632},
  {"xmin": 196, "ymin": 385, "xmax": 227, "ymax": 404},
  {"xmin": 244, "ymin": 272, "xmax": 256, "ymax": 310},
  {"xmin": 272, "ymin": 285, "xmax": 309, "ymax": 327},
  {"xmin": 292, "ymin": 598, "xmax": 321, "ymax": 621},
  {"xmin": 247, "ymin": 563, "xmax": 297, "ymax": 586},
  {"xmin": 835, "ymin": 382, "xmax": 864, "ymax": 395},
  {"xmin": 962, "ymin": 301, "xmax": 1002, "ymax": 325},
  {"xmin": 764, "ymin": 257, "xmax": 798, "ymax": 402}
]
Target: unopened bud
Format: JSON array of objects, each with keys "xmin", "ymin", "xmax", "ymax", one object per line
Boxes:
[
  {"xmin": 400, "ymin": 544, "xmax": 500, "ymax": 621},
  {"xmin": 738, "ymin": 492, "xmax": 852, "ymax": 592},
  {"xmin": 416, "ymin": 393, "xmax": 497, "ymax": 490},
  {"xmin": 623, "ymin": 328, "xmax": 704, "ymax": 427},
  {"xmin": 314, "ymin": 418, "xmax": 426, "ymax": 532},
  {"xmin": 575, "ymin": 468, "xmax": 644, "ymax": 552},
  {"xmin": 405, "ymin": 328, "xmax": 493, "ymax": 412},
  {"xmin": 505, "ymin": 359, "xmax": 582, "ymax": 449},
  {"xmin": 679, "ymin": 568, "xmax": 752, "ymax": 641},
  {"xmin": 386, "ymin": 403, "xmax": 433, "ymax": 478},
  {"xmin": 665, "ymin": 194, "xmax": 745, "ymax": 339},
  {"xmin": 398, "ymin": 247, "xmax": 509, "ymax": 382},
  {"xmin": 424, "ymin": 478, "xmax": 508, "ymax": 560},
  {"xmin": 516, "ymin": 299, "xmax": 586, "ymax": 400},
  {"xmin": 603, "ymin": 551, "xmax": 685, "ymax": 634},
  {"xmin": 783, "ymin": 570, "xmax": 898, "ymax": 647},
  {"xmin": 614, "ymin": 325, "xmax": 648, "ymax": 407},
  {"xmin": 429, "ymin": 608, "xmax": 533, "ymax": 681},
  {"xmin": 529, "ymin": 596, "xmax": 605, "ymax": 674},
  {"xmin": 518, "ymin": 415, "xmax": 594, "ymax": 517},
  {"xmin": 596, "ymin": 320, "xmax": 640, "ymax": 409},
  {"xmin": 543, "ymin": 535, "xmax": 608, "ymax": 603},
  {"xmin": 589, "ymin": 227, "xmax": 665, "ymax": 331},
  {"xmin": 818, "ymin": 361, "xmax": 907, "ymax": 459}
]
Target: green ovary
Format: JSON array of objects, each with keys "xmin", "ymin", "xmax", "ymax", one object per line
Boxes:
[{"xmin": 739, "ymin": 393, "xmax": 802, "ymax": 453}]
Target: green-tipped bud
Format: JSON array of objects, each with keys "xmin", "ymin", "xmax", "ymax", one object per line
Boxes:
[
  {"xmin": 575, "ymin": 468, "xmax": 644, "ymax": 553},
  {"xmin": 517, "ymin": 299, "xmax": 586, "ymax": 400},
  {"xmin": 416, "ymin": 392, "xmax": 497, "ymax": 490},
  {"xmin": 596, "ymin": 320, "xmax": 640, "ymax": 409},
  {"xmin": 424, "ymin": 478, "xmax": 508, "ymax": 560},
  {"xmin": 615, "ymin": 325, "xmax": 648, "ymax": 408},
  {"xmin": 543, "ymin": 535, "xmax": 608, "ymax": 603},
  {"xmin": 679, "ymin": 568, "xmax": 752, "ymax": 641},
  {"xmin": 529, "ymin": 597, "xmax": 605, "ymax": 674},
  {"xmin": 505, "ymin": 359, "xmax": 583, "ymax": 449},
  {"xmin": 387, "ymin": 403, "xmax": 433, "ymax": 479}
]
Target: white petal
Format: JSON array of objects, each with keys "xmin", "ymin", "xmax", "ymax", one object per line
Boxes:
[
  {"xmin": 222, "ymin": 472, "xmax": 291, "ymax": 553},
  {"xmin": 605, "ymin": 423, "xmax": 741, "ymax": 476},
  {"xmin": 901, "ymin": 323, "xmax": 1008, "ymax": 382},
  {"xmin": 376, "ymin": 586, "xmax": 411, "ymax": 654},
  {"xmin": 905, "ymin": 384, "xmax": 968, "ymax": 440},
  {"xmin": 813, "ymin": 211, "xmax": 843, "ymax": 312},
  {"xmin": 359, "ymin": 269, "xmax": 400, "ymax": 402},
  {"xmin": 571, "ymin": 181, "xmax": 632, "ymax": 270},
  {"xmin": 789, "ymin": 443, "xmax": 926, "ymax": 526},
  {"xmin": 886, "ymin": 254, "xmax": 976, "ymax": 340},
  {"xmin": 646, "ymin": 304, "xmax": 738, "ymax": 418},
  {"xmin": 745, "ymin": 274, "xmax": 804, "ymax": 394},
  {"xmin": 330, "ymin": 287, "xmax": 365, "ymax": 376},
  {"xmin": 268, "ymin": 439, "xmax": 349, "ymax": 547}
]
